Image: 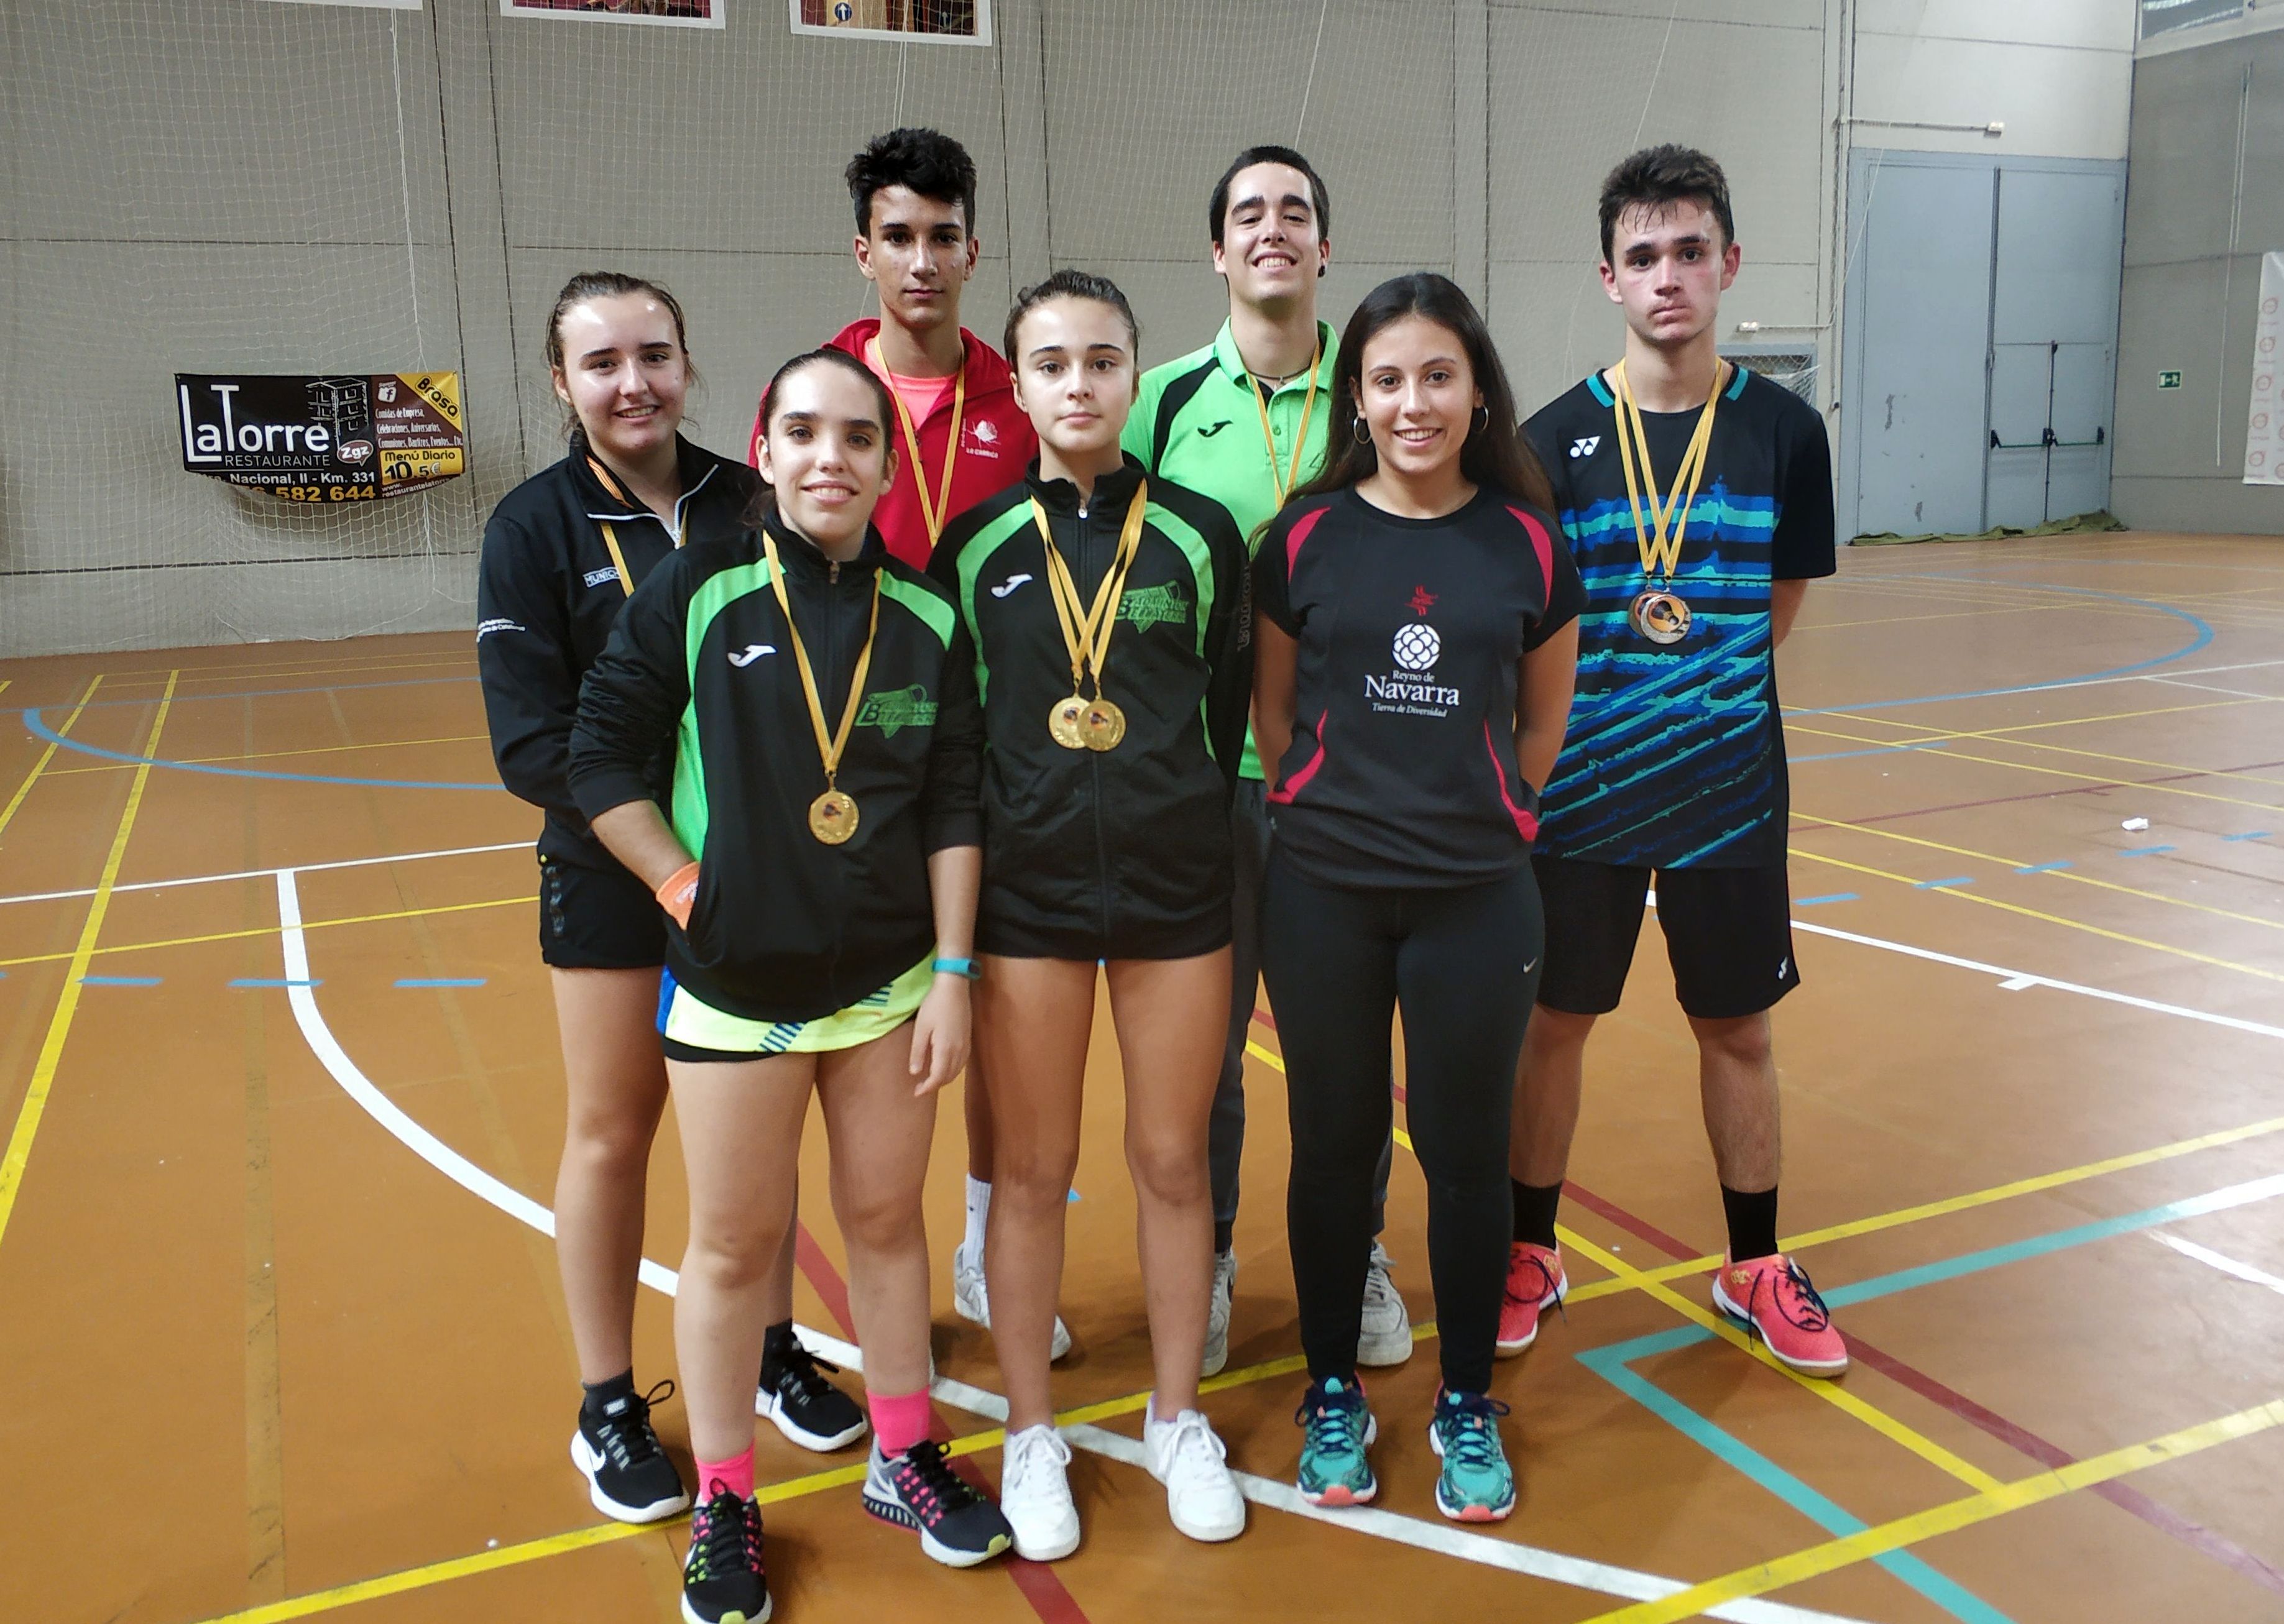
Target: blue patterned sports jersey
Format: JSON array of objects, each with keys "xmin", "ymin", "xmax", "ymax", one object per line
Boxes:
[{"xmin": 1521, "ymin": 365, "xmax": 1835, "ymax": 868}]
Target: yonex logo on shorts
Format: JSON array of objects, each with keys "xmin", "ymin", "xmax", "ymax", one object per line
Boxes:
[
  {"xmin": 856, "ymin": 684, "xmax": 938, "ymax": 736},
  {"xmin": 1117, "ymin": 580, "xmax": 1190, "ymax": 629}
]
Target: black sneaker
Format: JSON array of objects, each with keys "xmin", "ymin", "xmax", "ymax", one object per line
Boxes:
[
  {"xmin": 756, "ymin": 1338, "xmax": 868, "ymax": 1452},
  {"xmin": 861, "ymin": 1438, "xmax": 1013, "ymax": 1568},
  {"xmin": 570, "ymin": 1380, "xmax": 691, "ymax": 1524},
  {"xmin": 681, "ymin": 1483, "xmax": 770, "ymax": 1624}
]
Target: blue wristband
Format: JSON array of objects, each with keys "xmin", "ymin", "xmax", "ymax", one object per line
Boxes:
[{"xmin": 931, "ymin": 957, "xmax": 982, "ymax": 980}]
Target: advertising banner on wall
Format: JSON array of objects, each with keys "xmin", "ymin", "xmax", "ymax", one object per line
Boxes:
[
  {"xmin": 2245, "ymin": 252, "xmax": 2283, "ymax": 487},
  {"xmin": 175, "ymin": 372, "xmax": 466, "ymax": 503}
]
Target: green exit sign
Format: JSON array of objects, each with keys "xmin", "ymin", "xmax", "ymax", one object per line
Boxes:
[{"xmin": 2158, "ymin": 370, "xmax": 2183, "ymax": 389}]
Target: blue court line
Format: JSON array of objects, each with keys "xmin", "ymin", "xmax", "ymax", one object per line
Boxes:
[
  {"xmin": 1575, "ymin": 1170, "xmax": 2284, "ymax": 1621},
  {"xmin": 77, "ymin": 975, "xmax": 160, "ymax": 986},
  {"xmin": 0, "ymin": 675, "xmax": 474, "ymax": 720},
  {"xmin": 395, "ymin": 977, "xmax": 486, "ymax": 989},
  {"xmin": 229, "ymin": 978, "xmax": 320, "ymax": 989},
  {"xmin": 2121, "ymin": 845, "xmax": 2175, "ymax": 857},
  {"xmin": 21, "ymin": 708, "xmax": 501, "ymax": 792},
  {"xmin": 1915, "ymin": 875, "xmax": 1975, "ymax": 889},
  {"xmin": 1787, "ymin": 575, "xmax": 2214, "ymax": 718},
  {"xmin": 2015, "ymin": 861, "xmax": 2072, "ymax": 874},
  {"xmin": 2223, "ymin": 830, "xmax": 2271, "ymax": 842},
  {"xmin": 1795, "ymin": 892, "xmax": 1859, "ymax": 906}
]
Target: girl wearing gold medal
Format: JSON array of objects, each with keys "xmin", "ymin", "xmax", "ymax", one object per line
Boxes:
[
  {"xmin": 570, "ymin": 349, "xmax": 1013, "ymax": 1624},
  {"xmin": 928, "ymin": 272, "xmax": 1253, "ymax": 1558}
]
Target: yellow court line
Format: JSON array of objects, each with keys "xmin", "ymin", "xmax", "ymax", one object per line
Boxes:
[
  {"xmin": 0, "ymin": 894, "xmax": 535, "ymax": 971},
  {"xmin": 1554, "ymin": 1227, "xmax": 2006, "ymax": 1493},
  {"xmin": 1805, "ymin": 700, "xmax": 2284, "ymax": 790},
  {"xmin": 1578, "ymin": 1398, "xmax": 2284, "ymax": 1624},
  {"xmin": 1785, "ymin": 723, "xmax": 2284, "ymax": 817},
  {"xmin": 1786, "ymin": 845, "xmax": 2284, "ymax": 986},
  {"xmin": 1791, "ymin": 811, "xmax": 2284, "ymax": 935},
  {"xmin": 42, "ymin": 732, "xmax": 492, "ymax": 778},
  {"xmin": 0, "ymin": 672, "xmax": 178, "ymax": 1251},
  {"xmin": 0, "ymin": 675, "xmax": 103, "ymax": 842},
  {"xmin": 102, "ymin": 653, "xmax": 476, "ymax": 685}
]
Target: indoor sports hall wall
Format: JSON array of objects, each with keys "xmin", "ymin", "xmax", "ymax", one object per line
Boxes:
[{"xmin": 1, "ymin": 0, "xmax": 2137, "ymax": 658}]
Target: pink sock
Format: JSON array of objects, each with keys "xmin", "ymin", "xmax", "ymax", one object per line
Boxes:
[
  {"xmin": 869, "ymin": 1388, "xmax": 934, "ymax": 1459},
  {"xmin": 694, "ymin": 1444, "xmax": 755, "ymax": 1502}
]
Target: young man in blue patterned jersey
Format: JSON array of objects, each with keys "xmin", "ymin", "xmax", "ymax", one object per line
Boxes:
[{"xmin": 1504, "ymin": 145, "xmax": 1846, "ymax": 1375}]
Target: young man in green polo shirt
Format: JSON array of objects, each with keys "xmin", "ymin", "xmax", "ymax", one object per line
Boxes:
[{"xmin": 1123, "ymin": 145, "xmax": 1406, "ymax": 1377}]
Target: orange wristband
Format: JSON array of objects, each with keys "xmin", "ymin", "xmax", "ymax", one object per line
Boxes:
[{"xmin": 656, "ymin": 860, "xmax": 701, "ymax": 929}]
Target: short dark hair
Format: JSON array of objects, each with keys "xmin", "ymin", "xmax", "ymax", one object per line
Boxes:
[
  {"xmin": 1208, "ymin": 145, "xmax": 1332, "ymax": 247},
  {"xmin": 1003, "ymin": 269, "xmax": 1141, "ymax": 370},
  {"xmin": 1597, "ymin": 144, "xmax": 1735, "ymax": 264},
  {"xmin": 846, "ymin": 127, "xmax": 978, "ymax": 237}
]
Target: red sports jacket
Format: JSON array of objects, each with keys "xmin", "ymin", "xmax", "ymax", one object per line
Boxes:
[{"xmin": 749, "ymin": 319, "xmax": 1038, "ymax": 570}]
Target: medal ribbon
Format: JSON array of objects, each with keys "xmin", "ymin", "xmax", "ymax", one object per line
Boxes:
[
  {"xmin": 868, "ymin": 338, "xmax": 966, "ymax": 551},
  {"xmin": 760, "ymin": 526, "xmax": 883, "ymax": 797},
  {"xmin": 587, "ymin": 456, "xmax": 687, "ymax": 598},
  {"xmin": 1033, "ymin": 482, "xmax": 1149, "ymax": 699},
  {"xmin": 1608, "ymin": 360, "xmax": 1724, "ymax": 585},
  {"xmin": 1250, "ymin": 339, "xmax": 1322, "ymax": 505}
]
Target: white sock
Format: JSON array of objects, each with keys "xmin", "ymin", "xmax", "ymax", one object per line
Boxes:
[{"xmin": 962, "ymin": 1175, "xmax": 992, "ymax": 1265}]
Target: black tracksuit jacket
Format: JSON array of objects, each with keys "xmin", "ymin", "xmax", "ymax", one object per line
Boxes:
[
  {"xmin": 567, "ymin": 515, "xmax": 982, "ymax": 1023},
  {"xmin": 928, "ymin": 457, "xmax": 1251, "ymax": 959},
  {"xmin": 475, "ymin": 431, "xmax": 760, "ymax": 868}
]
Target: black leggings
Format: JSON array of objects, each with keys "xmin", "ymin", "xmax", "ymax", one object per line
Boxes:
[{"xmin": 1261, "ymin": 848, "xmax": 1544, "ymax": 1395}]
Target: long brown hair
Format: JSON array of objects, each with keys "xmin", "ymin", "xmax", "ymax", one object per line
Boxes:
[{"xmin": 1286, "ymin": 272, "xmax": 1552, "ymax": 513}]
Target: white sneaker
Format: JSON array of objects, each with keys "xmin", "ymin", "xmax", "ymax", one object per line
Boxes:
[
  {"xmin": 1202, "ymin": 1249, "xmax": 1237, "ymax": 1377},
  {"xmin": 1356, "ymin": 1240, "xmax": 1413, "ymax": 1367},
  {"xmin": 1144, "ymin": 1405, "xmax": 1246, "ymax": 1543},
  {"xmin": 952, "ymin": 1242, "xmax": 1072, "ymax": 1360},
  {"xmin": 1000, "ymin": 1423, "xmax": 1080, "ymax": 1561}
]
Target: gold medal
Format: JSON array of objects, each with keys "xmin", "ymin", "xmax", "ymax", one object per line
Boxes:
[
  {"xmin": 761, "ymin": 528, "xmax": 883, "ymax": 846},
  {"xmin": 1628, "ymin": 589, "xmax": 1693, "ymax": 645},
  {"xmin": 1033, "ymin": 484, "xmax": 1149, "ymax": 749},
  {"xmin": 1609, "ymin": 359, "xmax": 1725, "ymax": 648},
  {"xmin": 1078, "ymin": 697, "xmax": 1126, "ymax": 752},
  {"xmin": 1048, "ymin": 694, "xmax": 1089, "ymax": 750}
]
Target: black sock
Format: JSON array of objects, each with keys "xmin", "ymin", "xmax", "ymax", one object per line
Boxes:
[
  {"xmin": 1721, "ymin": 1184, "xmax": 1779, "ymax": 1262},
  {"xmin": 580, "ymin": 1367, "xmax": 637, "ymax": 1422},
  {"xmin": 1213, "ymin": 1219, "xmax": 1235, "ymax": 1257},
  {"xmin": 1511, "ymin": 1179, "xmax": 1562, "ymax": 1248},
  {"xmin": 760, "ymin": 1319, "xmax": 797, "ymax": 1379}
]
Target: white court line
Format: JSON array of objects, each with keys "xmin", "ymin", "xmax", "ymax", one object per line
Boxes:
[
  {"xmin": 2144, "ymin": 676, "xmax": 2284, "ymax": 702},
  {"xmin": 2151, "ymin": 1231, "xmax": 2284, "ymax": 1297},
  {"xmin": 0, "ymin": 838, "xmax": 526, "ymax": 909},
  {"xmin": 272, "ymin": 865, "xmax": 1875, "ymax": 1624}
]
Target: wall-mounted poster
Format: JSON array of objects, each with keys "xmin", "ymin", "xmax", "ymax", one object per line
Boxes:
[
  {"xmin": 2245, "ymin": 252, "xmax": 2283, "ymax": 487},
  {"xmin": 791, "ymin": 0, "xmax": 991, "ymax": 47},
  {"xmin": 502, "ymin": 0, "xmax": 722, "ymax": 25},
  {"xmin": 176, "ymin": 373, "xmax": 467, "ymax": 503},
  {"xmin": 260, "ymin": 1, "xmax": 423, "ymax": 9}
]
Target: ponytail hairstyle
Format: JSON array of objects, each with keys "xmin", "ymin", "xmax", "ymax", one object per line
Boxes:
[
  {"xmin": 1002, "ymin": 268, "xmax": 1142, "ymax": 371},
  {"xmin": 543, "ymin": 270, "xmax": 701, "ymax": 438},
  {"xmin": 1285, "ymin": 272, "xmax": 1552, "ymax": 513},
  {"xmin": 744, "ymin": 347, "xmax": 898, "ymax": 528}
]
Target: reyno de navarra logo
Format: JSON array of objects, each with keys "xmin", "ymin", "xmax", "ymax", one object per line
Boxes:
[{"xmin": 1368, "ymin": 584, "xmax": 1459, "ymax": 713}]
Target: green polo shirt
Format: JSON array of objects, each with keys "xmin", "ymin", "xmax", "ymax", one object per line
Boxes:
[{"xmin": 1123, "ymin": 317, "xmax": 1338, "ymax": 780}]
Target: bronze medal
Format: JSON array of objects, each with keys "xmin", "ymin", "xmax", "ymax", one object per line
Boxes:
[
  {"xmin": 1628, "ymin": 589, "xmax": 1693, "ymax": 646},
  {"xmin": 808, "ymin": 788, "xmax": 859, "ymax": 844},
  {"xmin": 1078, "ymin": 696, "xmax": 1127, "ymax": 752},
  {"xmin": 1049, "ymin": 694, "xmax": 1090, "ymax": 750}
]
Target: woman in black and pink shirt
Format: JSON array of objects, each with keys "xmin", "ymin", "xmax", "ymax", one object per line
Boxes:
[{"xmin": 1252, "ymin": 272, "xmax": 1582, "ymax": 1524}]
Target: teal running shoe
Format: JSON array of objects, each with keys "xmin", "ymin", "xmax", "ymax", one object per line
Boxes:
[
  {"xmin": 1428, "ymin": 1388, "xmax": 1515, "ymax": 1522},
  {"xmin": 1294, "ymin": 1376, "xmax": 1378, "ymax": 1507}
]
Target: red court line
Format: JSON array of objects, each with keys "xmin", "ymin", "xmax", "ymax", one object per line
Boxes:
[
  {"xmin": 794, "ymin": 1222, "xmax": 1093, "ymax": 1623},
  {"xmin": 1560, "ymin": 1181, "xmax": 2284, "ymax": 1596}
]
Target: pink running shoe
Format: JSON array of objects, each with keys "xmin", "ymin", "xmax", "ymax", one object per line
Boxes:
[
  {"xmin": 1495, "ymin": 1242, "xmax": 1566, "ymax": 1356},
  {"xmin": 1712, "ymin": 1253, "xmax": 1848, "ymax": 1375}
]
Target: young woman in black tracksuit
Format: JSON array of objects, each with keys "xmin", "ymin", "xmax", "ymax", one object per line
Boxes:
[
  {"xmin": 569, "ymin": 349, "xmax": 1013, "ymax": 1624},
  {"xmin": 928, "ymin": 272, "xmax": 1250, "ymax": 1559},
  {"xmin": 1253, "ymin": 274, "xmax": 1583, "ymax": 1523},
  {"xmin": 476, "ymin": 272, "xmax": 865, "ymax": 1533}
]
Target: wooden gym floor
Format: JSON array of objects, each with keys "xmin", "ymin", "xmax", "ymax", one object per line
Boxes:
[{"xmin": 2, "ymin": 533, "xmax": 2281, "ymax": 1624}]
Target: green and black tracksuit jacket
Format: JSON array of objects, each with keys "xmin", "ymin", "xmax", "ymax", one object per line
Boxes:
[
  {"xmin": 568, "ymin": 518, "xmax": 982, "ymax": 1023},
  {"xmin": 928, "ymin": 456, "xmax": 1251, "ymax": 960}
]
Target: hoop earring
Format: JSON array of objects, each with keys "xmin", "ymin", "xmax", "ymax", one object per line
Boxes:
[
  {"xmin": 1351, "ymin": 415, "xmax": 1372, "ymax": 446},
  {"xmin": 1471, "ymin": 404, "xmax": 1490, "ymax": 435}
]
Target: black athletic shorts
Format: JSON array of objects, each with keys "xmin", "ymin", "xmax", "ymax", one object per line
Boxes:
[
  {"xmin": 976, "ymin": 902, "xmax": 1232, "ymax": 963},
  {"xmin": 538, "ymin": 851, "xmax": 666, "ymax": 971},
  {"xmin": 1533, "ymin": 855, "xmax": 1800, "ymax": 1021}
]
